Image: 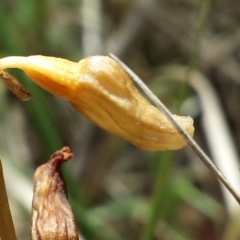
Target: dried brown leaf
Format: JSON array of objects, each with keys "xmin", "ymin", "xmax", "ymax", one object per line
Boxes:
[{"xmin": 0, "ymin": 71, "xmax": 32, "ymax": 101}]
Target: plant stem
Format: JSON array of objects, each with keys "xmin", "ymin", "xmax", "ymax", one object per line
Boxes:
[
  {"xmin": 177, "ymin": 0, "xmax": 213, "ymax": 109},
  {"xmin": 0, "ymin": 160, "xmax": 17, "ymax": 240},
  {"xmin": 141, "ymin": 152, "xmax": 172, "ymax": 240}
]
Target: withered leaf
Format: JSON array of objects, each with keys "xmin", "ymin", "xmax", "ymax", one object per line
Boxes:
[
  {"xmin": 31, "ymin": 147, "xmax": 79, "ymax": 240},
  {"xmin": 0, "ymin": 71, "xmax": 32, "ymax": 101}
]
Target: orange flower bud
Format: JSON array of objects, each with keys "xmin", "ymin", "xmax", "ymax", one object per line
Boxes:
[{"xmin": 0, "ymin": 55, "xmax": 194, "ymax": 151}]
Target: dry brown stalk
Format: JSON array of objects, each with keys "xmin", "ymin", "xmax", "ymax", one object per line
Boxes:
[{"xmin": 0, "ymin": 71, "xmax": 32, "ymax": 101}]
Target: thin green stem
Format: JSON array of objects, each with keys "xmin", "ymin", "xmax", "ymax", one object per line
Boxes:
[
  {"xmin": 186, "ymin": 0, "xmax": 213, "ymax": 78},
  {"xmin": 0, "ymin": 160, "xmax": 17, "ymax": 240},
  {"xmin": 177, "ymin": 0, "xmax": 213, "ymax": 110},
  {"xmin": 141, "ymin": 152, "xmax": 173, "ymax": 240}
]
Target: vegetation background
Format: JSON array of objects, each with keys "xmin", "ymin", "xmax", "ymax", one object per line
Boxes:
[{"xmin": 0, "ymin": 0, "xmax": 240, "ymax": 239}]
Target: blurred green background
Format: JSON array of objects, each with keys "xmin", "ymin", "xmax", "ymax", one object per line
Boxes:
[{"xmin": 0, "ymin": 0, "xmax": 240, "ymax": 239}]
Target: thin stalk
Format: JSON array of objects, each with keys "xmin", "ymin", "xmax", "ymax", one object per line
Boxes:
[
  {"xmin": 0, "ymin": 160, "xmax": 17, "ymax": 240},
  {"xmin": 177, "ymin": 0, "xmax": 213, "ymax": 109},
  {"xmin": 110, "ymin": 54, "xmax": 240, "ymax": 205},
  {"xmin": 141, "ymin": 152, "xmax": 172, "ymax": 240},
  {"xmin": 186, "ymin": 0, "xmax": 213, "ymax": 81}
]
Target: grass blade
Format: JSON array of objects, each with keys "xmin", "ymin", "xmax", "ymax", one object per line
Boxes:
[
  {"xmin": 0, "ymin": 160, "xmax": 17, "ymax": 240},
  {"xmin": 109, "ymin": 53, "xmax": 240, "ymax": 205}
]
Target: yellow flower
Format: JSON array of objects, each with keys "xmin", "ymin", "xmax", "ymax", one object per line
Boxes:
[{"xmin": 0, "ymin": 55, "xmax": 194, "ymax": 151}]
